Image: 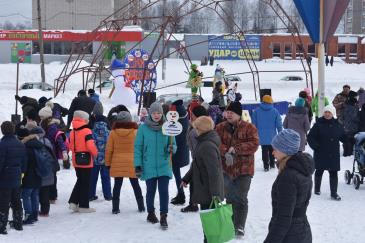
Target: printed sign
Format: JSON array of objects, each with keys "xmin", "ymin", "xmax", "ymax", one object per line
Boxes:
[
  {"xmin": 162, "ymin": 111, "xmax": 183, "ymax": 136},
  {"xmin": 208, "ymin": 35, "xmax": 261, "ymax": 60},
  {"xmin": 11, "ymin": 42, "xmax": 31, "ymax": 63},
  {"xmin": 123, "ymin": 49, "xmax": 157, "ymax": 103}
]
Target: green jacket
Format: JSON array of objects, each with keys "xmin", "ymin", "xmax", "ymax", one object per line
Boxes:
[
  {"xmin": 311, "ymin": 94, "xmax": 329, "ymax": 118},
  {"xmin": 134, "ymin": 123, "xmax": 176, "ymax": 181}
]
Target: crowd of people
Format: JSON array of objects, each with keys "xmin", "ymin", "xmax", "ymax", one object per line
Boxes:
[{"xmin": 1, "ymin": 83, "xmax": 365, "ymax": 243}]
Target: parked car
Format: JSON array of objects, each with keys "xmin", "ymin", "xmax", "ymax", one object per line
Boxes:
[
  {"xmin": 280, "ymin": 75, "xmax": 303, "ymax": 81},
  {"xmin": 20, "ymin": 82, "xmax": 54, "ymax": 91},
  {"xmin": 203, "ymin": 75, "xmax": 242, "ymax": 87},
  {"xmin": 156, "ymin": 93, "xmax": 202, "ymax": 108},
  {"xmin": 96, "ymin": 80, "xmax": 113, "ymax": 89}
]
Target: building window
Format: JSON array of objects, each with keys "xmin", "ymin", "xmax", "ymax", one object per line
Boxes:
[
  {"xmin": 295, "ymin": 44, "xmax": 305, "ymax": 58},
  {"xmin": 72, "ymin": 42, "xmax": 93, "ymax": 54},
  {"xmin": 272, "ymin": 43, "xmax": 280, "ymax": 57},
  {"xmin": 349, "ymin": 43, "xmax": 357, "ymax": 59},
  {"xmin": 284, "ymin": 43, "xmax": 292, "ymax": 59},
  {"xmin": 54, "ymin": 42, "xmax": 62, "ymax": 54},
  {"xmin": 43, "ymin": 42, "xmax": 52, "ymax": 54},
  {"xmin": 308, "ymin": 44, "xmax": 316, "ymax": 56},
  {"xmin": 338, "ymin": 44, "xmax": 346, "ymax": 58}
]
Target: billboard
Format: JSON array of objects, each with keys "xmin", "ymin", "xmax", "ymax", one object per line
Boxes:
[
  {"xmin": 208, "ymin": 35, "xmax": 261, "ymax": 60},
  {"xmin": 11, "ymin": 42, "xmax": 31, "ymax": 63}
]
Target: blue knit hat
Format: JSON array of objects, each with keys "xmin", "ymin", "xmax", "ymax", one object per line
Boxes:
[
  {"xmin": 271, "ymin": 129, "xmax": 300, "ymax": 155},
  {"xmin": 295, "ymin": 97, "xmax": 305, "ymax": 107}
]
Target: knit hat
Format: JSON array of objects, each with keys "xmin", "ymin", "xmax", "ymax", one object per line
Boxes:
[
  {"xmin": 1, "ymin": 121, "xmax": 15, "ymax": 136},
  {"xmin": 262, "ymin": 95, "xmax": 273, "ymax": 104},
  {"xmin": 38, "ymin": 96, "xmax": 52, "ymax": 106},
  {"xmin": 226, "ymin": 101, "xmax": 242, "ymax": 117},
  {"xmin": 323, "ymin": 105, "xmax": 336, "ymax": 117},
  {"xmin": 116, "ymin": 111, "xmax": 132, "ymax": 122},
  {"xmin": 149, "ymin": 101, "xmax": 163, "ymax": 114},
  {"xmin": 92, "ymin": 102, "xmax": 103, "ymax": 116},
  {"xmin": 38, "ymin": 106, "xmax": 53, "ymax": 120},
  {"xmin": 192, "ymin": 105, "xmax": 208, "ymax": 117},
  {"xmin": 295, "ymin": 98, "xmax": 305, "ymax": 107},
  {"xmin": 271, "ymin": 129, "xmax": 301, "ymax": 156},
  {"xmin": 77, "ymin": 90, "xmax": 86, "ymax": 97},
  {"xmin": 88, "ymin": 89, "xmax": 95, "ymax": 95},
  {"xmin": 73, "ymin": 110, "xmax": 89, "ymax": 122},
  {"xmin": 16, "ymin": 127, "xmax": 30, "ymax": 140},
  {"xmin": 193, "ymin": 116, "xmax": 214, "ymax": 134},
  {"xmin": 299, "ymin": 91, "xmax": 308, "ymax": 99}
]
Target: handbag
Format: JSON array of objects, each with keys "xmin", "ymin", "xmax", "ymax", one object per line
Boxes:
[
  {"xmin": 200, "ymin": 198, "xmax": 235, "ymax": 243},
  {"xmin": 73, "ymin": 130, "xmax": 91, "ymax": 166}
]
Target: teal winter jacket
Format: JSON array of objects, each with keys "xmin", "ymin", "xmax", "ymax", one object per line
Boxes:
[{"xmin": 134, "ymin": 123, "xmax": 176, "ymax": 181}]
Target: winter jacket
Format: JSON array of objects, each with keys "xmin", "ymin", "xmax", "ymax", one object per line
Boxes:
[
  {"xmin": 307, "ymin": 117, "xmax": 346, "ymax": 171},
  {"xmin": 183, "ymin": 130, "xmax": 224, "ymax": 205},
  {"xmin": 304, "ymin": 100, "xmax": 313, "ymax": 123},
  {"xmin": 53, "ymin": 103, "xmax": 68, "ymax": 129},
  {"xmin": 311, "ymin": 94, "xmax": 329, "ymax": 118},
  {"xmin": 359, "ymin": 104, "xmax": 365, "ymax": 132},
  {"xmin": 69, "ymin": 117, "xmax": 98, "ymax": 169},
  {"xmin": 67, "ymin": 96, "xmax": 96, "ymax": 128},
  {"xmin": 211, "ymin": 88, "xmax": 225, "ymax": 108},
  {"xmin": 105, "ymin": 121, "xmax": 138, "ymax": 178},
  {"xmin": 264, "ymin": 152, "xmax": 314, "ymax": 243},
  {"xmin": 0, "ymin": 135, "xmax": 27, "ymax": 189},
  {"xmin": 332, "ymin": 92, "xmax": 349, "ymax": 122},
  {"xmin": 134, "ymin": 122, "xmax": 177, "ymax": 181},
  {"xmin": 252, "ymin": 103, "xmax": 283, "ymax": 145},
  {"xmin": 172, "ymin": 102, "xmax": 190, "ymax": 169},
  {"xmin": 89, "ymin": 93, "xmax": 100, "ymax": 103},
  {"xmin": 215, "ymin": 120, "xmax": 259, "ymax": 178},
  {"xmin": 343, "ymin": 102, "xmax": 359, "ymax": 135},
  {"xmin": 21, "ymin": 97, "xmax": 39, "ymax": 120},
  {"xmin": 21, "ymin": 135, "xmax": 43, "ymax": 188},
  {"xmin": 41, "ymin": 118, "xmax": 67, "ymax": 160},
  {"xmin": 283, "ymin": 106, "xmax": 310, "ymax": 151},
  {"xmin": 92, "ymin": 115, "xmax": 110, "ymax": 166},
  {"xmin": 186, "ymin": 125, "xmax": 199, "ymax": 158},
  {"xmin": 358, "ymin": 88, "xmax": 365, "ymax": 108}
]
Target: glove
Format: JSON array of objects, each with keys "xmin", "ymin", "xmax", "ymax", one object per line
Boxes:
[
  {"xmin": 15, "ymin": 95, "xmax": 20, "ymax": 101},
  {"xmin": 62, "ymin": 151, "xmax": 68, "ymax": 161},
  {"xmin": 135, "ymin": 166, "xmax": 143, "ymax": 178},
  {"xmin": 224, "ymin": 152, "xmax": 235, "ymax": 166}
]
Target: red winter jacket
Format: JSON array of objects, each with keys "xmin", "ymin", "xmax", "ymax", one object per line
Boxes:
[{"xmin": 69, "ymin": 117, "xmax": 97, "ymax": 168}]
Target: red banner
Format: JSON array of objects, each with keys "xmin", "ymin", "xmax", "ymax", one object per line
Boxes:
[{"xmin": 0, "ymin": 30, "xmax": 142, "ymax": 42}]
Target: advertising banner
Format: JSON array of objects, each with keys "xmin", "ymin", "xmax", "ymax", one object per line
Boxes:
[
  {"xmin": 208, "ymin": 35, "xmax": 261, "ymax": 60},
  {"xmin": 11, "ymin": 42, "xmax": 31, "ymax": 63}
]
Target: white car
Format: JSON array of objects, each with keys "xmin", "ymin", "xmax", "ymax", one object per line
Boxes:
[
  {"xmin": 20, "ymin": 82, "xmax": 54, "ymax": 91},
  {"xmin": 280, "ymin": 76, "xmax": 303, "ymax": 81}
]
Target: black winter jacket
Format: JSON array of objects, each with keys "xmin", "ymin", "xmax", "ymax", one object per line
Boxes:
[
  {"xmin": 172, "ymin": 101, "xmax": 190, "ymax": 168},
  {"xmin": 264, "ymin": 152, "xmax": 314, "ymax": 243},
  {"xmin": 0, "ymin": 135, "xmax": 27, "ymax": 189},
  {"xmin": 307, "ymin": 117, "xmax": 346, "ymax": 171},
  {"xmin": 22, "ymin": 136, "xmax": 43, "ymax": 188},
  {"xmin": 67, "ymin": 96, "xmax": 96, "ymax": 128},
  {"xmin": 183, "ymin": 130, "xmax": 224, "ymax": 205}
]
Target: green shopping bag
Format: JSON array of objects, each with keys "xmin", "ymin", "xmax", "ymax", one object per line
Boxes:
[{"xmin": 200, "ymin": 198, "xmax": 235, "ymax": 243}]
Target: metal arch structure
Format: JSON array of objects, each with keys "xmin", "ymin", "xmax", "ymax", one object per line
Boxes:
[{"xmin": 54, "ymin": 0, "xmax": 313, "ymax": 110}]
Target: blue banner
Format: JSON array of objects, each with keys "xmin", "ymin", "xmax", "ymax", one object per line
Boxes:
[{"xmin": 208, "ymin": 35, "xmax": 261, "ymax": 60}]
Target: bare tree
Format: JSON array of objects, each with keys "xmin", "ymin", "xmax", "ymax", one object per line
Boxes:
[{"xmin": 3, "ymin": 20, "xmax": 15, "ymax": 30}]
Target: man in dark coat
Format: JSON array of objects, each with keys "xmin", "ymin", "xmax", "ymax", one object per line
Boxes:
[
  {"xmin": 332, "ymin": 84, "xmax": 351, "ymax": 124},
  {"xmin": 170, "ymin": 100, "xmax": 190, "ymax": 205},
  {"xmin": 67, "ymin": 90, "xmax": 96, "ymax": 129},
  {"xmin": 216, "ymin": 101, "xmax": 259, "ymax": 237},
  {"xmin": 308, "ymin": 105, "xmax": 346, "ymax": 200},
  {"xmin": 15, "ymin": 95, "xmax": 39, "ymax": 121},
  {"xmin": 359, "ymin": 103, "xmax": 365, "ymax": 132},
  {"xmin": 264, "ymin": 129, "xmax": 314, "ymax": 243},
  {"xmin": 0, "ymin": 121, "xmax": 27, "ymax": 234},
  {"xmin": 342, "ymin": 96, "xmax": 359, "ymax": 156}
]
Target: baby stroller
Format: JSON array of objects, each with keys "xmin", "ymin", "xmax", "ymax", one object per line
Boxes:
[{"xmin": 344, "ymin": 132, "xmax": 365, "ymax": 189}]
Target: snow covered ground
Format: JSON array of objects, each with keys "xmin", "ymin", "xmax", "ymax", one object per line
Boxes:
[{"xmin": 1, "ymin": 58, "xmax": 365, "ymax": 243}]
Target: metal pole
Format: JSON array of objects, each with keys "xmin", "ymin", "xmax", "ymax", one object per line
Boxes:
[
  {"xmin": 318, "ymin": 0, "xmax": 325, "ymax": 116},
  {"xmin": 15, "ymin": 62, "xmax": 19, "ymax": 115},
  {"xmin": 37, "ymin": 0, "xmax": 46, "ymax": 91},
  {"xmin": 162, "ymin": 0, "xmax": 167, "ymax": 83}
]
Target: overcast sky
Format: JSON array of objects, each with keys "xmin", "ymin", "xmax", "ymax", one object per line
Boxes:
[{"xmin": 0, "ymin": 0, "xmax": 32, "ymax": 24}]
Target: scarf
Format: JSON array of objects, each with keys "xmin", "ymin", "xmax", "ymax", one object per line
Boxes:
[{"xmin": 144, "ymin": 115, "xmax": 164, "ymax": 131}]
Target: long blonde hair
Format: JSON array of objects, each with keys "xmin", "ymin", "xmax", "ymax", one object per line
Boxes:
[{"xmin": 277, "ymin": 156, "xmax": 291, "ymax": 172}]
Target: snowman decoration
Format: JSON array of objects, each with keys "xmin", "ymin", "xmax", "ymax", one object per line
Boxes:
[{"xmin": 162, "ymin": 110, "xmax": 183, "ymax": 137}]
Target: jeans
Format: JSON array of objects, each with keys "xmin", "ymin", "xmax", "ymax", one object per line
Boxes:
[
  {"xmin": 39, "ymin": 186, "xmax": 50, "ymax": 214},
  {"xmin": 146, "ymin": 176, "xmax": 169, "ymax": 214},
  {"xmin": 224, "ymin": 174, "xmax": 252, "ymax": 231},
  {"xmin": 69, "ymin": 168, "xmax": 92, "ymax": 208},
  {"xmin": 172, "ymin": 163, "xmax": 184, "ymax": 195},
  {"xmin": 22, "ymin": 188, "xmax": 40, "ymax": 216},
  {"xmin": 89, "ymin": 165, "xmax": 112, "ymax": 199},
  {"xmin": 262, "ymin": 145, "xmax": 275, "ymax": 169}
]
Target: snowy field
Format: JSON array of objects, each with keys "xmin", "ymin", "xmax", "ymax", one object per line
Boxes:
[{"xmin": 1, "ymin": 58, "xmax": 365, "ymax": 243}]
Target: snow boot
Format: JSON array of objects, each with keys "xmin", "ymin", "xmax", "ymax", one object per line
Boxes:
[
  {"xmin": 112, "ymin": 199, "xmax": 120, "ymax": 214},
  {"xmin": 147, "ymin": 212, "xmax": 159, "ymax": 224},
  {"xmin": 160, "ymin": 213, "xmax": 168, "ymax": 230},
  {"xmin": 10, "ymin": 210, "xmax": 23, "ymax": 231},
  {"xmin": 78, "ymin": 207, "xmax": 96, "ymax": 213},
  {"xmin": 170, "ymin": 193, "xmax": 185, "ymax": 205},
  {"xmin": 63, "ymin": 159, "xmax": 70, "ymax": 169},
  {"xmin": 314, "ymin": 174, "xmax": 322, "ymax": 195},
  {"xmin": 181, "ymin": 204, "xmax": 199, "ymax": 213},
  {"xmin": 235, "ymin": 229, "xmax": 245, "ymax": 239},
  {"xmin": 136, "ymin": 197, "xmax": 145, "ymax": 212},
  {"xmin": 23, "ymin": 214, "xmax": 34, "ymax": 225},
  {"xmin": 331, "ymin": 193, "xmax": 341, "ymax": 201},
  {"xmin": 89, "ymin": 195, "xmax": 98, "ymax": 202},
  {"xmin": 68, "ymin": 203, "xmax": 79, "ymax": 212},
  {"xmin": 0, "ymin": 212, "xmax": 8, "ymax": 235}
]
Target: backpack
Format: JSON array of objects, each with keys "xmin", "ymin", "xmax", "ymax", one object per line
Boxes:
[
  {"xmin": 33, "ymin": 145, "xmax": 57, "ymax": 178},
  {"xmin": 92, "ymin": 121, "xmax": 110, "ymax": 165}
]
